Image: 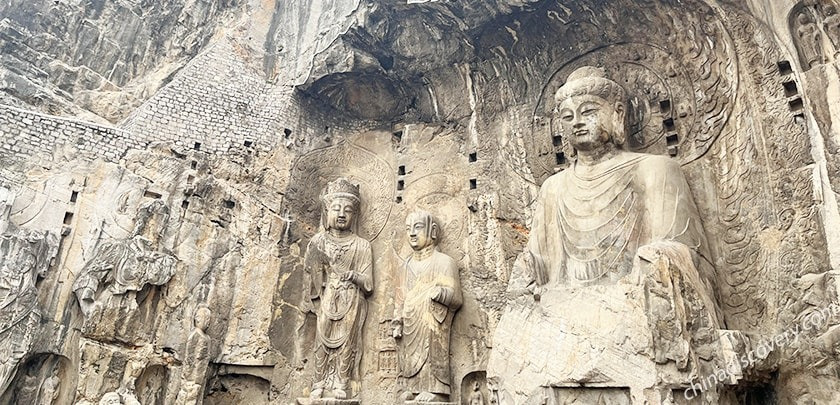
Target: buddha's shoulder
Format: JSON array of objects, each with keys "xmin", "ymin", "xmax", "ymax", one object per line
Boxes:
[{"xmin": 631, "ymin": 152, "xmax": 682, "ymax": 172}]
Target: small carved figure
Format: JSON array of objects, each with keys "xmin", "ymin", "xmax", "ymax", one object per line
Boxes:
[
  {"xmin": 97, "ymin": 391, "xmax": 139, "ymax": 405},
  {"xmin": 37, "ymin": 365, "xmax": 61, "ymax": 405},
  {"xmin": 305, "ymin": 178, "xmax": 373, "ymax": 400},
  {"xmin": 795, "ymin": 11, "xmax": 825, "ymax": 68},
  {"xmin": 392, "ymin": 211, "xmax": 462, "ymax": 403},
  {"xmin": 72, "ymin": 200, "xmax": 176, "ymax": 319},
  {"xmin": 468, "ymin": 381, "xmax": 485, "ymax": 405},
  {"xmin": 824, "ymin": 4, "xmax": 840, "ymax": 56},
  {"xmin": 0, "ymin": 187, "xmax": 59, "ymax": 396},
  {"xmin": 174, "ymin": 306, "xmax": 212, "ymax": 405}
]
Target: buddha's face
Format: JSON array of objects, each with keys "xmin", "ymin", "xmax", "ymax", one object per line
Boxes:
[
  {"xmin": 557, "ymin": 94, "xmax": 622, "ymax": 152},
  {"xmin": 406, "ymin": 218, "xmax": 434, "ymax": 251},
  {"xmin": 326, "ymin": 197, "xmax": 357, "ymax": 231}
]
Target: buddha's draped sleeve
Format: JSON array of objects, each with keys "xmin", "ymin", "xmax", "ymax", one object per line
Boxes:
[
  {"xmin": 640, "ymin": 156, "xmax": 721, "ymax": 323},
  {"xmin": 510, "ymin": 175, "xmax": 567, "ymax": 291}
]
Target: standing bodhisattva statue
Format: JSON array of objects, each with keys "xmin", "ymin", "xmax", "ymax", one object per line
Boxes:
[
  {"xmin": 305, "ymin": 178, "xmax": 373, "ymax": 401},
  {"xmin": 392, "ymin": 210, "xmax": 462, "ymax": 403}
]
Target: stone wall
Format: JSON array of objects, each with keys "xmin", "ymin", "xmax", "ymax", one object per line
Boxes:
[{"xmin": 0, "ymin": 103, "xmax": 142, "ymax": 163}]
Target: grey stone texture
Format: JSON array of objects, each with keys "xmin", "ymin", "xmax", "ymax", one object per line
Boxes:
[{"xmin": 0, "ymin": 0, "xmax": 838, "ymax": 404}]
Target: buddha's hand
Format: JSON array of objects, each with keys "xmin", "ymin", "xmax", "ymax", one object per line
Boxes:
[{"xmin": 507, "ymin": 251, "xmax": 544, "ymax": 302}]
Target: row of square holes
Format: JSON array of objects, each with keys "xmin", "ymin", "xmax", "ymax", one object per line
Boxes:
[
  {"xmin": 777, "ymin": 61, "xmax": 805, "ymax": 121},
  {"xmin": 186, "ymin": 127, "xmax": 295, "ymax": 152},
  {"xmin": 392, "ymin": 129, "xmax": 479, "ymax": 201}
]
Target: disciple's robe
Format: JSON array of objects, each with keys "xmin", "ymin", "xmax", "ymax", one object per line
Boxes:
[{"xmin": 397, "ymin": 250, "xmax": 462, "ymax": 396}]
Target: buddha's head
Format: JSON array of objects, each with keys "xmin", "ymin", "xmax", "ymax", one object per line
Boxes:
[
  {"xmin": 321, "ymin": 178, "xmax": 361, "ymax": 232},
  {"xmin": 406, "ymin": 210, "xmax": 438, "ymax": 251},
  {"xmin": 554, "ymin": 66, "xmax": 627, "ymax": 154}
]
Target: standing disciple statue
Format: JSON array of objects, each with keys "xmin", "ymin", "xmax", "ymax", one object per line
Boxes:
[
  {"xmin": 304, "ymin": 178, "xmax": 373, "ymax": 401},
  {"xmin": 174, "ymin": 306, "xmax": 212, "ymax": 405},
  {"xmin": 392, "ymin": 210, "xmax": 462, "ymax": 403}
]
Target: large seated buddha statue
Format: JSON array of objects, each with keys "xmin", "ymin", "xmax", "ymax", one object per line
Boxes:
[{"xmin": 487, "ymin": 66, "xmax": 744, "ymax": 405}]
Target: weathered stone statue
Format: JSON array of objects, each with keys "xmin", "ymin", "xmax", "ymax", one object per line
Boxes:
[
  {"xmin": 392, "ymin": 210, "xmax": 461, "ymax": 403},
  {"xmin": 824, "ymin": 4, "xmax": 840, "ymax": 56},
  {"xmin": 796, "ymin": 11, "xmax": 825, "ymax": 68},
  {"xmin": 468, "ymin": 381, "xmax": 485, "ymax": 405},
  {"xmin": 72, "ymin": 199, "xmax": 176, "ymax": 338},
  {"xmin": 0, "ymin": 186, "xmax": 59, "ymax": 396},
  {"xmin": 174, "ymin": 306, "xmax": 212, "ymax": 405},
  {"xmin": 303, "ymin": 178, "xmax": 373, "ymax": 402},
  {"xmin": 489, "ymin": 66, "xmax": 737, "ymax": 404},
  {"xmin": 37, "ymin": 365, "xmax": 61, "ymax": 405}
]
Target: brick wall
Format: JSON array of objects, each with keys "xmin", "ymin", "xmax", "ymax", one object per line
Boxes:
[
  {"xmin": 0, "ymin": 103, "xmax": 143, "ymax": 162},
  {"xmin": 0, "ymin": 36, "xmax": 380, "ymax": 164}
]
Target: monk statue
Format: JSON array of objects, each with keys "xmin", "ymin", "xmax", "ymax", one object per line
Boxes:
[
  {"xmin": 392, "ymin": 210, "xmax": 462, "ymax": 403},
  {"xmin": 488, "ymin": 66, "xmax": 737, "ymax": 404},
  {"xmin": 174, "ymin": 306, "xmax": 212, "ymax": 405},
  {"xmin": 304, "ymin": 178, "xmax": 374, "ymax": 401}
]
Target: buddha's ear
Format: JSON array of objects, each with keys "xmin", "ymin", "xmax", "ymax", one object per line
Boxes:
[
  {"xmin": 613, "ymin": 101, "xmax": 627, "ymax": 147},
  {"xmin": 430, "ymin": 221, "xmax": 439, "ymax": 241}
]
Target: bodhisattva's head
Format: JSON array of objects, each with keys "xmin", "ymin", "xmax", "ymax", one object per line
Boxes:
[
  {"xmin": 194, "ymin": 305, "xmax": 211, "ymax": 332},
  {"xmin": 406, "ymin": 210, "xmax": 438, "ymax": 251},
  {"xmin": 554, "ymin": 66, "xmax": 627, "ymax": 155},
  {"xmin": 321, "ymin": 178, "xmax": 361, "ymax": 233}
]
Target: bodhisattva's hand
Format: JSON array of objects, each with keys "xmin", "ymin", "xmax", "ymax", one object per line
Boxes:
[
  {"xmin": 391, "ymin": 318, "xmax": 403, "ymax": 339},
  {"xmin": 340, "ymin": 271, "xmax": 358, "ymax": 284}
]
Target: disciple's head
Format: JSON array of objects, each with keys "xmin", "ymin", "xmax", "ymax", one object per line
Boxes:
[
  {"xmin": 406, "ymin": 210, "xmax": 438, "ymax": 251},
  {"xmin": 194, "ymin": 305, "xmax": 211, "ymax": 332},
  {"xmin": 321, "ymin": 178, "xmax": 361, "ymax": 233},
  {"xmin": 554, "ymin": 66, "xmax": 627, "ymax": 154}
]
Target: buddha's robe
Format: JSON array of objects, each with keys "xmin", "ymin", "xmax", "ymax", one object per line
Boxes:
[
  {"xmin": 397, "ymin": 250, "xmax": 462, "ymax": 396},
  {"xmin": 517, "ymin": 151, "xmax": 720, "ymax": 323},
  {"xmin": 305, "ymin": 232, "xmax": 373, "ymax": 387}
]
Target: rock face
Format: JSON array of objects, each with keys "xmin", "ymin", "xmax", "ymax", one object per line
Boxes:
[{"xmin": 0, "ymin": 0, "xmax": 838, "ymax": 404}]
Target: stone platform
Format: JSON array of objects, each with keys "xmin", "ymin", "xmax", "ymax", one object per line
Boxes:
[{"xmin": 296, "ymin": 399, "xmax": 360, "ymax": 405}]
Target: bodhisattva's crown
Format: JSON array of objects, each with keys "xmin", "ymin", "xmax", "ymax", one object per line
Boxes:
[{"xmin": 322, "ymin": 177, "xmax": 361, "ymax": 204}]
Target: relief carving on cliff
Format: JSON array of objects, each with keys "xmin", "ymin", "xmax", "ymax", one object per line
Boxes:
[
  {"xmin": 489, "ymin": 66, "xmax": 743, "ymax": 404},
  {"xmin": 300, "ymin": 178, "xmax": 374, "ymax": 403},
  {"xmin": 72, "ymin": 199, "xmax": 176, "ymax": 341},
  {"xmin": 174, "ymin": 305, "xmax": 212, "ymax": 405},
  {"xmin": 790, "ymin": 1, "xmax": 840, "ymax": 69},
  {"xmin": 392, "ymin": 210, "xmax": 462, "ymax": 404},
  {"xmin": 0, "ymin": 186, "xmax": 59, "ymax": 396}
]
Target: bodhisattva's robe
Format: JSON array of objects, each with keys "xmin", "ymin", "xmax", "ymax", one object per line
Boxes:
[
  {"xmin": 397, "ymin": 250, "xmax": 462, "ymax": 396},
  {"xmin": 305, "ymin": 232, "xmax": 374, "ymax": 387},
  {"xmin": 514, "ymin": 151, "xmax": 721, "ymax": 323}
]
